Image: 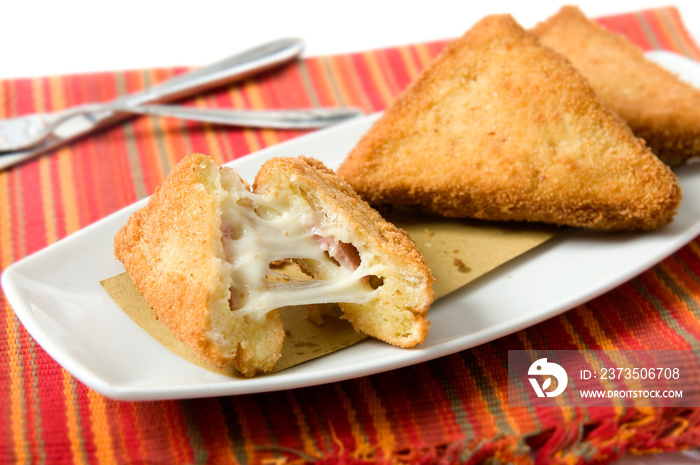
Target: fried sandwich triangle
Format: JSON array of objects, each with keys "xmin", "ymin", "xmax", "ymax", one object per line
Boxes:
[
  {"xmin": 532, "ymin": 5, "xmax": 700, "ymax": 167},
  {"xmin": 114, "ymin": 154, "xmax": 433, "ymax": 377},
  {"xmin": 338, "ymin": 14, "xmax": 681, "ymax": 231}
]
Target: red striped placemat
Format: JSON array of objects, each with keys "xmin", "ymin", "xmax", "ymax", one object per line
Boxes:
[{"xmin": 2, "ymin": 6, "xmax": 700, "ymax": 464}]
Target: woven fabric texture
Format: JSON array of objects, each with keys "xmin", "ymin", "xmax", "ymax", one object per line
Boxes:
[{"xmin": 1, "ymin": 7, "xmax": 700, "ymax": 465}]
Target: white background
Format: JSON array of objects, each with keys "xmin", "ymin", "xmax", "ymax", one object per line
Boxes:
[{"xmin": 1, "ymin": 1, "xmax": 700, "ymax": 79}]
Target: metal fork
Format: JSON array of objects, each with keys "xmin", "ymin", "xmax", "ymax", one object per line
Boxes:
[
  {"xmin": 0, "ymin": 103, "xmax": 363, "ymax": 152},
  {"xmin": 0, "ymin": 37, "xmax": 361, "ymax": 170}
]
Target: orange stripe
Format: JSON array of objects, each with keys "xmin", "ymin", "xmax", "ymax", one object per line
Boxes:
[
  {"xmin": 0, "ymin": 79, "xmax": 7, "ymax": 117},
  {"xmin": 195, "ymin": 105, "xmax": 226, "ymax": 165},
  {"xmin": 161, "ymin": 402, "xmax": 193, "ymax": 463},
  {"xmin": 0, "ymin": 171, "xmax": 13, "ymax": 265},
  {"xmin": 361, "ymin": 51, "xmax": 397, "ymax": 106},
  {"xmin": 635, "ymin": 271, "xmax": 695, "ymax": 347},
  {"xmin": 62, "ymin": 374, "xmax": 87, "ymax": 464},
  {"xmin": 298, "ymin": 58, "xmax": 335, "ymax": 107},
  {"xmin": 644, "ymin": 10, "xmax": 685, "ymax": 54},
  {"xmin": 87, "ymin": 391, "xmax": 115, "ymax": 464},
  {"xmin": 646, "ymin": 9, "xmax": 700, "ymax": 59},
  {"xmin": 226, "ymin": 85, "xmax": 262, "ymax": 156},
  {"xmin": 48, "ymin": 75, "xmax": 66, "ymax": 111},
  {"xmin": 321, "ymin": 55, "xmax": 374, "ymax": 112},
  {"xmin": 376, "ymin": 48, "xmax": 410, "ymax": 94},
  {"xmin": 203, "ymin": 401, "xmax": 239, "ymax": 463},
  {"xmin": 513, "ymin": 332, "xmax": 547, "ymax": 431},
  {"xmin": 408, "ymin": 364, "xmax": 461, "ymax": 444},
  {"xmin": 650, "ymin": 262, "xmax": 700, "ymax": 339},
  {"xmin": 31, "ymin": 77, "xmax": 44, "ymax": 113},
  {"xmin": 562, "ymin": 309, "xmax": 647, "ymax": 406},
  {"xmin": 397, "ymin": 45, "xmax": 422, "ymax": 82},
  {"xmin": 124, "ymin": 402, "xmax": 148, "ymax": 462},
  {"xmin": 472, "ymin": 347, "xmax": 525, "ymax": 436},
  {"xmin": 230, "ymin": 396, "xmax": 268, "ymax": 462},
  {"xmin": 5, "ymin": 311, "xmax": 26, "ymax": 462},
  {"xmin": 688, "ymin": 241, "xmax": 700, "ymax": 263},
  {"xmin": 625, "ymin": 278, "xmax": 683, "ymax": 347},
  {"xmin": 661, "ymin": 8, "xmax": 700, "ymax": 59},
  {"xmin": 56, "ymin": 148, "xmax": 81, "ymax": 235},
  {"xmin": 590, "ymin": 294, "xmax": 647, "ymax": 349},
  {"xmin": 243, "ymin": 79, "xmax": 281, "ymax": 149},
  {"xmin": 284, "ymin": 391, "xmax": 321, "ymax": 459},
  {"xmin": 332, "ymin": 383, "xmax": 373, "ymax": 458},
  {"xmin": 38, "ymin": 157, "xmax": 58, "ymax": 246},
  {"xmin": 559, "ymin": 312, "xmax": 620, "ymax": 408},
  {"xmin": 149, "ymin": 111, "xmax": 180, "ymax": 170},
  {"xmin": 413, "ymin": 42, "xmax": 438, "ymax": 71},
  {"xmin": 451, "ymin": 352, "xmax": 498, "ymax": 441},
  {"xmin": 143, "ymin": 69, "xmax": 170, "ymax": 184},
  {"xmin": 353, "ymin": 377, "xmax": 396, "ymax": 456}
]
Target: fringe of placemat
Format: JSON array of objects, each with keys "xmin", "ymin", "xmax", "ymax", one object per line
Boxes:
[{"xmin": 261, "ymin": 408, "xmax": 700, "ymax": 464}]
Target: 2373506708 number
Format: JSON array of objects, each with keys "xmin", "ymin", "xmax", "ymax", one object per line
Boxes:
[{"xmin": 599, "ymin": 367, "xmax": 680, "ymax": 380}]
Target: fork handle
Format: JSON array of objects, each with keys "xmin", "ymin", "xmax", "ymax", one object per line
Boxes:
[{"xmin": 0, "ymin": 38, "xmax": 305, "ymax": 170}]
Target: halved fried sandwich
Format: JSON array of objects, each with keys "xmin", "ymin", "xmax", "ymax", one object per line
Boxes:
[
  {"xmin": 114, "ymin": 154, "xmax": 433, "ymax": 376},
  {"xmin": 532, "ymin": 5, "xmax": 700, "ymax": 166},
  {"xmin": 338, "ymin": 14, "xmax": 681, "ymax": 231}
]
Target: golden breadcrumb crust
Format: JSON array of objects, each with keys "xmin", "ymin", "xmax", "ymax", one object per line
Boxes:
[
  {"xmin": 338, "ymin": 14, "xmax": 681, "ymax": 231},
  {"xmin": 115, "ymin": 154, "xmax": 434, "ymax": 376},
  {"xmin": 254, "ymin": 156, "xmax": 433, "ymax": 347},
  {"xmin": 532, "ymin": 5, "xmax": 700, "ymax": 166},
  {"xmin": 114, "ymin": 154, "xmax": 284, "ymax": 377}
]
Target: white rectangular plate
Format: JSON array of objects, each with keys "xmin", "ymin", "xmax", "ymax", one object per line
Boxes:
[{"xmin": 3, "ymin": 51, "xmax": 700, "ymax": 401}]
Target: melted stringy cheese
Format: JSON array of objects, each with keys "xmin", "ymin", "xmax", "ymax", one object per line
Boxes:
[{"xmin": 219, "ymin": 169, "xmax": 382, "ymax": 317}]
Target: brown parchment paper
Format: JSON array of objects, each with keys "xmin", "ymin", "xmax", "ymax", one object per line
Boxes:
[{"xmin": 101, "ymin": 213, "xmax": 557, "ymax": 377}]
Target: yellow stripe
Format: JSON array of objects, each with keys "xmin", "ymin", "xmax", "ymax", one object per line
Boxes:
[
  {"xmin": 158, "ymin": 110, "xmax": 188, "ymax": 169},
  {"xmin": 227, "ymin": 86, "xmax": 262, "ymax": 156},
  {"xmin": 202, "ymin": 124, "xmax": 225, "ymax": 165},
  {"xmin": 5, "ymin": 309, "xmax": 26, "ymax": 462},
  {"xmin": 230, "ymin": 399, "xmax": 261, "ymax": 462},
  {"xmin": 688, "ymin": 240, "xmax": 700, "ymax": 261},
  {"xmin": 414, "ymin": 42, "xmax": 437, "ymax": 69},
  {"xmin": 0, "ymin": 79, "xmax": 6, "ymax": 118},
  {"xmin": 244, "ymin": 80, "xmax": 280, "ymax": 149},
  {"xmin": 655, "ymin": 9, "xmax": 700, "ymax": 59},
  {"xmin": 49, "ymin": 75, "xmax": 65, "ymax": 110},
  {"xmin": 332, "ymin": 384, "xmax": 373, "ymax": 458},
  {"xmin": 0, "ymin": 171, "xmax": 13, "ymax": 266},
  {"xmin": 323, "ymin": 56, "xmax": 373, "ymax": 112},
  {"xmin": 362, "ymin": 52, "xmax": 396, "ymax": 106},
  {"xmin": 473, "ymin": 351, "xmax": 524, "ymax": 436},
  {"xmin": 296, "ymin": 60, "xmax": 324, "ymax": 107},
  {"xmin": 31, "ymin": 77, "xmax": 45, "ymax": 113},
  {"xmin": 38, "ymin": 157, "xmax": 57, "ymax": 246},
  {"xmin": 560, "ymin": 309, "xmax": 641, "ymax": 411},
  {"xmin": 397, "ymin": 45, "xmax": 422, "ymax": 82},
  {"xmin": 354, "ymin": 378, "xmax": 395, "ymax": 456},
  {"xmin": 56, "ymin": 147, "xmax": 81, "ymax": 235},
  {"xmin": 564, "ymin": 309, "xmax": 656, "ymax": 447},
  {"xmin": 192, "ymin": 95, "xmax": 226, "ymax": 165},
  {"xmin": 285, "ymin": 392, "xmax": 320, "ymax": 459}
]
